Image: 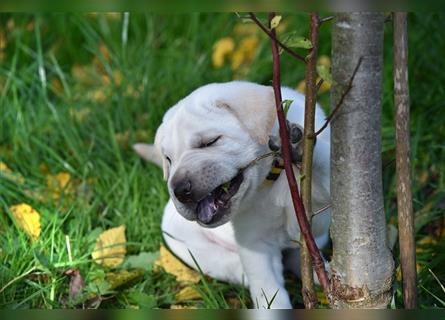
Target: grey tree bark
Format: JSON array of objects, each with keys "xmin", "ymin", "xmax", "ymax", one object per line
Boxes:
[{"xmin": 330, "ymin": 12, "xmax": 395, "ymax": 308}]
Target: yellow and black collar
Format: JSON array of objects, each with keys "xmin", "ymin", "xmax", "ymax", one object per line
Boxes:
[{"xmin": 263, "ymin": 158, "xmax": 285, "ymax": 185}]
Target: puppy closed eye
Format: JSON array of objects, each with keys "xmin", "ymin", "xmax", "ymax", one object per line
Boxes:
[{"xmin": 199, "ymin": 136, "xmax": 222, "ymax": 148}]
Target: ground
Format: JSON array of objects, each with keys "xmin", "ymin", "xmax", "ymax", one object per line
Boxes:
[{"xmin": 0, "ymin": 13, "xmax": 444, "ymax": 309}]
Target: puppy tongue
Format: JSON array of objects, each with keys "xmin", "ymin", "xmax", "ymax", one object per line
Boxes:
[{"xmin": 196, "ymin": 195, "xmax": 218, "ymax": 224}]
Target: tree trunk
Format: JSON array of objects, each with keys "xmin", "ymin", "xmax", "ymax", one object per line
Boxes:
[
  {"xmin": 330, "ymin": 12, "xmax": 395, "ymax": 309},
  {"xmin": 393, "ymin": 12, "xmax": 417, "ymax": 309}
]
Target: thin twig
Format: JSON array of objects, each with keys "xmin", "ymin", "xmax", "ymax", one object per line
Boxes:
[
  {"xmin": 314, "ymin": 57, "xmax": 363, "ymax": 137},
  {"xmin": 246, "ymin": 151, "xmax": 278, "ymax": 169},
  {"xmin": 320, "ymin": 16, "xmax": 334, "ymax": 24},
  {"xmin": 313, "ymin": 203, "xmax": 331, "ymax": 217},
  {"xmin": 268, "ymin": 12, "xmax": 332, "ymax": 304},
  {"xmin": 316, "ymin": 78, "xmax": 324, "ymax": 92},
  {"xmin": 248, "ymin": 13, "xmax": 307, "ymax": 63},
  {"xmin": 299, "ymin": 12, "xmax": 320, "ymax": 309}
]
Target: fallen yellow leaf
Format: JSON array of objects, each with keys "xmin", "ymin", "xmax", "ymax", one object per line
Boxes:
[
  {"xmin": 155, "ymin": 244, "xmax": 200, "ymax": 283},
  {"xmin": 69, "ymin": 108, "xmax": 91, "ymax": 123},
  {"xmin": 0, "ymin": 161, "xmax": 25, "ymax": 184},
  {"xmin": 46, "ymin": 172, "xmax": 73, "ymax": 200},
  {"xmin": 10, "ymin": 203, "xmax": 41, "ymax": 240},
  {"xmin": 0, "ymin": 161, "xmax": 11, "ymax": 173},
  {"xmin": 50, "ymin": 78, "xmax": 63, "ymax": 94},
  {"xmin": 170, "ymin": 304, "xmax": 198, "ymax": 309},
  {"xmin": 212, "ymin": 37, "xmax": 235, "ymax": 68},
  {"xmin": 92, "ymin": 225, "xmax": 127, "ymax": 267},
  {"xmin": 106, "ymin": 269, "xmax": 145, "ymax": 289},
  {"xmin": 88, "ymin": 88, "xmax": 107, "ymax": 103},
  {"xmin": 175, "ymin": 286, "xmax": 201, "ymax": 302}
]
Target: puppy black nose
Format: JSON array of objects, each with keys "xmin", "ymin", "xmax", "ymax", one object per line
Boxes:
[{"xmin": 173, "ymin": 179, "xmax": 193, "ymax": 203}]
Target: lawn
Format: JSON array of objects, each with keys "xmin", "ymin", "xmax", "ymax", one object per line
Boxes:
[{"xmin": 0, "ymin": 12, "xmax": 444, "ymax": 309}]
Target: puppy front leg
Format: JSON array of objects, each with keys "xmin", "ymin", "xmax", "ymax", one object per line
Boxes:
[{"xmin": 238, "ymin": 244, "xmax": 292, "ymax": 309}]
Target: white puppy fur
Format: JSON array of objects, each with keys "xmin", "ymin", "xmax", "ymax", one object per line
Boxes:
[{"xmin": 134, "ymin": 81, "xmax": 331, "ymax": 309}]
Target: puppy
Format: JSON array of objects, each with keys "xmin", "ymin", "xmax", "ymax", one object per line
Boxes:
[{"xmin": 134, "ymin": 81, "xmax": 331, "ymax": 309}]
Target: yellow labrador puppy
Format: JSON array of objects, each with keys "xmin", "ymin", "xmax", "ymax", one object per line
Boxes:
[{"xmin": 134, "ymin": 81, "xmax": 331, "ymax": 308}]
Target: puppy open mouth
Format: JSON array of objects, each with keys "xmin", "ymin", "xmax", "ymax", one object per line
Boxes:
[{"xmin": 196, "ymin": 171, "xmax": 244, "ymax": 225}]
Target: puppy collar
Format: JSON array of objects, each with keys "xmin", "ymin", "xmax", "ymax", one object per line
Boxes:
[{"xmin": 263, "ymin": 158, "xmax": 285, "ymax": 185}]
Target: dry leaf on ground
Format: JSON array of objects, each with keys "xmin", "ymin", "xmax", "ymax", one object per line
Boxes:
[
  {"xmin": 106, "ymin": 269, "xmax": 145, "ymax": 289},
  {"xmin": 175, "ymin": 286, "xmax": 201, "ymax": 302},
  {"xmin": 0, "ymin": 161, "xmax": 25, "ymax": 184},
  {"xmin": 64, "ymin": 269, "xmax": 85, "ymax": 301},
  {"xmin": 155, "ymin": 244, "xmax": 200, "ymax": 283},
  {"xmin": 10, "ymin": 203, "xmax": 41, "ymax": 240},
  {"xmin": 92, "ymin": 225, "xmax": 127, "ymax": 267},
  {"xmin": 170, "ymin": 304, "xmax": 198, "ymax": 309}
]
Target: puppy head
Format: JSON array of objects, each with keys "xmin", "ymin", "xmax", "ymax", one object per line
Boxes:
[{"xmin": 143, "ymin": 81, "xmax": 277, "ymax": 228}]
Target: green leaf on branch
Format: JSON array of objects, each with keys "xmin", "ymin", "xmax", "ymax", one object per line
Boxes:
[
  {"xmin": 282, "ymin": 99, "xmax": 293, "ymax": 117},
  {"xmin": 316, "ymin": 64, "xmax": 332, "ymax": 84},
  {"xmin": 270, "ymin": 15, "xmax": 282, "ymax": 29},
  {"xmin": 282, "ymin": 32, "xmax": 313, "ymax": 49}
]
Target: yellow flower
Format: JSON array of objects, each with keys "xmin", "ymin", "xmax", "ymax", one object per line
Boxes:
[
  {"xmin": 212, "ymin": 37, "xmax": 235, "ymax": 68},
  {"xmin": 230, "ymin": 35, "xmax": 259, "ymax": 71}
]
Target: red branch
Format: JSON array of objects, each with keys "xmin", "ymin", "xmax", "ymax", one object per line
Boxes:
[{"xmin": 268, "ymin": 12, "xmax": 331, "ymax": 301}]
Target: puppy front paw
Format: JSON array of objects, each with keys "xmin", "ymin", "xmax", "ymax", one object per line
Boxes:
[{"xmin": 268, "ymin": 120, "xmax": 304, "ymax": 164}]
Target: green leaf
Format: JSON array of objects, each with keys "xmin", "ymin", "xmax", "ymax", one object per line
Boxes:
[
  {"xmin": 316, "ymin": 64, "xmax": 332, "ymax": 84},
  {"xmin": 122, "ymin": 251, "xmax": 159, "ymax": 271},
  {"xmin": 282, "ymin": 99, "xmax": 293, "ymax": 117},
  {"xmin": 282, "ymin": 32, "xmax": 313, "ymax": 49},
  {"xmin": 87, "ymin": 279, "xmax": 113, "ymax": 296},
  {"xmin": 126, "ymin": 291, "xmax": 157, "ymax": 309},
  {"xmin": 270, "ymin": 15, "xmax": 282, "ymax": 29}
]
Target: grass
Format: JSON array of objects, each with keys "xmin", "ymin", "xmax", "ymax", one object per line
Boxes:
[{"xmin": 0, "ymin": 12, "xmax": 444, "ymax": 309}]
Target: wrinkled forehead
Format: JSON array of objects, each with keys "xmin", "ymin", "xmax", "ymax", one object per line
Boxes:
[{"xmin": 158, "ymin": 99, "xmax": 242, "ymax": 156}]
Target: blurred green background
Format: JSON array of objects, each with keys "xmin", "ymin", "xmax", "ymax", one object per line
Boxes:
[{"xmin": 0, "ymin": 13, "xmax": 444, "ymax": 309}]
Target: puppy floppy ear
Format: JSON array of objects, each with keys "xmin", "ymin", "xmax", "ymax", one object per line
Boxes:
[
  {"xmin": 214, "ymin": 82, "xmax": 277, "ymax": 145},
  {"xmin": 133, "ymin": 143, "xmax": 170, "ymax": 180},
  {"xmin": 133, "ymin": 143, "xmax": 162, "ymax": 167}
]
